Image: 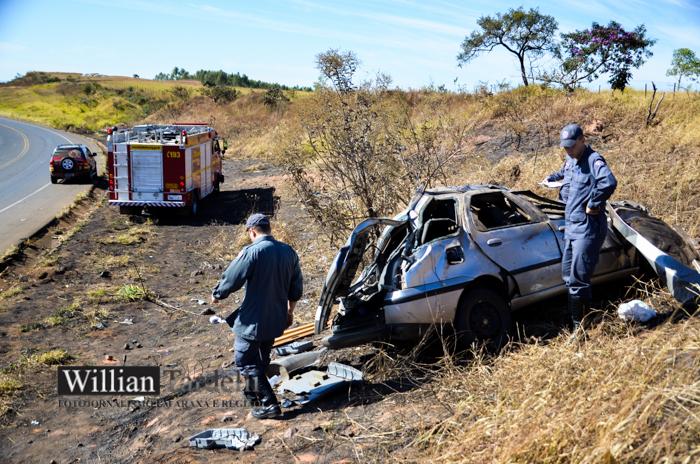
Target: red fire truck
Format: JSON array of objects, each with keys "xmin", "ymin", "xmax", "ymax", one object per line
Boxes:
[{"xmin": 106, "ymin": 124, "xmax": 225, "ymax": 216}]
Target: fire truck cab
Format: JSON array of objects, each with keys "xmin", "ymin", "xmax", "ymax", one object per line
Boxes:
[{"xmin": 106, "ymin": 124, "xmax": 224, "ymax": 216}]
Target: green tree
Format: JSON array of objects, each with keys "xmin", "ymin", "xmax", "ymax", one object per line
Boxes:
[
  {"xmin": 667, "ymin": 48, "xmax": 700, "ymax": 88},
  {"xmin": 457, "ymin": 7, "xmax": 558, "ymax": 86}
]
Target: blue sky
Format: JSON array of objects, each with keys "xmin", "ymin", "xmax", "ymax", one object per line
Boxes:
[{"xmin": 0, "ymin": 0, "xmax": 698, "ymax": 90}]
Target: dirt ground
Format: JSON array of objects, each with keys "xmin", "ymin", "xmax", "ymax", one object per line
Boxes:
[{"xmin": 0, "ymin": 156, "xmax": 460, "ymax": 463}]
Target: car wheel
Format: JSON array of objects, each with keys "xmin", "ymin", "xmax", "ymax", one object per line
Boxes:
[
  {"xmin": 51, "ymin": 175, "xmax": 58, "ymax": 184},
  {"xmin": 454, "ymin": 287, "xmax": 512, "ymax": 353}
]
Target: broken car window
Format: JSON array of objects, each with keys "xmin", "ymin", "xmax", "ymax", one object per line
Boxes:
[{"xmin": 470, "ymin": 192, "xmax": 532, "ymax": 231}]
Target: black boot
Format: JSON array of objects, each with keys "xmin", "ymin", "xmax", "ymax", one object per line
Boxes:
[
  {"xmin": 567, "ymin": 294, "xmax": 589, "ymax": 345},
  {"xmin": 251, "ymin": 375, "xmax": 281, "ymax": 419},
  {"xmin": 242, "ymin": 375, "xmax": 260, "ymax": 407},
  {"xmin": 568, "ymin": 294, "xmax": 583, "ymax": 331}
]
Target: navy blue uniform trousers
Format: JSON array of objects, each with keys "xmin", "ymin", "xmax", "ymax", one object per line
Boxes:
[{"xmin": 561, "ymin": 230, "xmax": 606, "ymax": 302}]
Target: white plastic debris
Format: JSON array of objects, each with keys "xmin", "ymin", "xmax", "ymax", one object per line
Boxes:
[
  {"xmin": 617, "ymin": 299, "xmax": 657, "ymax": 322},
  {"xmin": 31, "ymin": 420, "xmax": 40, "ymax": 426},
  {"xmin": 118, "ymin": 318, "xmax": 134, "ymax": 325},
  {"xmin": 209, "ymin": 315, "xmax": 225, "ymax": 325}
]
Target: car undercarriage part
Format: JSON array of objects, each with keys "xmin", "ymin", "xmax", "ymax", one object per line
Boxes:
[{"xmin": 189, "ymin": 428, "xmax": 261, "ymax": 450}]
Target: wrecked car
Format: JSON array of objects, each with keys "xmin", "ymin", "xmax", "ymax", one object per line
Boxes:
[{"xmin": 315, "ymin": 185, "xmax": 700, "ymax": 350}]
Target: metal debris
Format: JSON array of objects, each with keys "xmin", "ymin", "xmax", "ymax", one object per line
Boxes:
[
  {"xmin": 189, "ymin": 428, "xmax": 261, "ymax": 451},
  {"xmin": 276, "ymin": 362, "xmax": 363, "ymax": 405},
  {"xmin": 275, "ymin": 340, "xmax": 314, "ymax": 357}
]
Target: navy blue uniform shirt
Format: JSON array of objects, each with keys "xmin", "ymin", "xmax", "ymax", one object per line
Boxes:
[
  {"xmin": 547, "ymin": 155, "xmax": 574, "ymax": 202},
  {"xmin": 564, "ymin": 146, "xmax": 617, "ymax": 240},
  {"xmin": 212, "ymin": 235, "xmax": 303, "ymax": 341}
]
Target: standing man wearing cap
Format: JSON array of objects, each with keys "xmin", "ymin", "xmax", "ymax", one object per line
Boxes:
[
  {"xmin": 558, "ymin": 123, "xmax": 617, "ymax": 334},
  {"xmin": 211, "ymin": 213, "xmax": 303, "ymax": 419}
]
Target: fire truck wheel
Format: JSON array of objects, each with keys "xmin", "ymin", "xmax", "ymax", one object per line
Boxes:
[{"xmin": 189, "ymin": 193, "xmax": 199, "ymax": 217}]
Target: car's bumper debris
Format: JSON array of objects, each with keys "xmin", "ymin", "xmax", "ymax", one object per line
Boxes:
[
  {"xmin": 276, "ymin": 362, "xmax": 363, "ymax": 406},
  {"xmin": 267, "ymin": 348, "xmax": 326, "ymax": 382},
  {"xmin": 188, "ymin": 428, "xmax": 261, "ymax": 450},
  {"xmin": 609, "ymin": 202, "xmax": 700, "ymax": 308}
]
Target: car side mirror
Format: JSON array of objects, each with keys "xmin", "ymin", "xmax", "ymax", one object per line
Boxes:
[
  {"xmin": 89, "ymin": 152, "xmax": 96, "ymax": 157},
  {"xmin": 446, "ymin": 246, "xmax": 464, "ymax": 264}
]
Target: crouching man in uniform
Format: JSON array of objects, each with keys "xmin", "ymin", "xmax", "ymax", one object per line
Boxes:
[
  {"xmin": 212, "ymin": 213, "xmax": 303, "ymax": 419},
  {"xmin": 559, "ymin": 124, "xmax": 617, "ymax": 334}
]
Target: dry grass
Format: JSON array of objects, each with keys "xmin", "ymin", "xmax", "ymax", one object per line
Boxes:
[
  {"xmin": 0, "ymin": 285, "xmax": 23, "ymax": 301},
  {"xmin": 116, "ymin": 283, "xmax": 155, "ymax": 302},
  {"xmin": 86, "ymin": 286, "xmax": 115, "ymax": 304},
  {"xmin": 42, "ymin": 299, "xmax": 81, "ymax": 327},
  {"xmin": 99, "ymin": 223, "xmax": 153, "ymax": 246},
  {"xmin": 26, "ymin": 349, "xmax": 73, "ymax": 366},
  {"xmin": 403, "ymin": 316, "xmax": 700, "ymax": 463}
]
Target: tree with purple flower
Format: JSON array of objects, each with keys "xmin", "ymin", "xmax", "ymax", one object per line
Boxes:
[{"xmin": 539, "ymin": 21, "xmax": 655, "ymax": 91}]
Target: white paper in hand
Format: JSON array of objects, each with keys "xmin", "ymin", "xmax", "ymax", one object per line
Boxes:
[{"xmin": 539, "ymin": 180, "xmax": 564, "ymax": 188}]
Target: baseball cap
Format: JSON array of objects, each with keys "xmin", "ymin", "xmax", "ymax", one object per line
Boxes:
[
  {"xmin": 560, "ymin": 123, "xmax": 583, "ymax": 148},
  {"xmin": 245, "ymin": 213, "xmax": 270, "ymax": 229}
]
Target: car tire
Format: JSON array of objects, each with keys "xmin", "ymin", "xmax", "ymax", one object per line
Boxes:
[
  {"xmin": 454, "ymin": 287, "xmax": 512, "ymax": 353},
  {"xmin": 50, "ymin": 175, "xmax": 58, "ymax": 184},
  {"xmin": 60, "ymin": 157, "xmax": 75, "ymax": 172}
]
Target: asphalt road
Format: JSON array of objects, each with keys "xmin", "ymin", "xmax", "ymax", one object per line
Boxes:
[{"xmin": 0, "ymin": 117, "xmax": 103, "ymax": 254}]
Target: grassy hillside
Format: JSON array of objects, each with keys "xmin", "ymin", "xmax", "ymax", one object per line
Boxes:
[{"xmin": 0, "ymin": 72, "xmax": 263, "ymax": 133}]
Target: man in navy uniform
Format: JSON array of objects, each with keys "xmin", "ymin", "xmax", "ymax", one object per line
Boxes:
[
  {"xmin": 558, "ymin": 124, "xmax": 617, "ymax": 332},
  {"xmin": 212, "ymin": 213, "xmax": 303, "ymax": 419}
]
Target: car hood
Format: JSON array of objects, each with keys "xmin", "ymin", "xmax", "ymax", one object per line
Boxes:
[{"xmin": 315, "ymin": 217, "xmax": 405, "ymax": 334}]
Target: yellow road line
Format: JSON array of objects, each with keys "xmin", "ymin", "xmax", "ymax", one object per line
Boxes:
[{"xmin": 0, "ymin": 122, "xmax": 31, "ymax": 171}]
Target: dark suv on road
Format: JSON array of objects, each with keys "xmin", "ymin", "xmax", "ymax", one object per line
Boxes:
[{"xmin": 49, "ymin": 144, "xmax": 97, "ymax": 184}]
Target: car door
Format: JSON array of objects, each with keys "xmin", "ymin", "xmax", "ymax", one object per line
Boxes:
[
  {"xmin": 315, "ymin": 217, "xmax": 405, "ymax": 334},
  {"xmin": 467, "ymin": 191, "xmax": 562, "ymax": 296}
]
